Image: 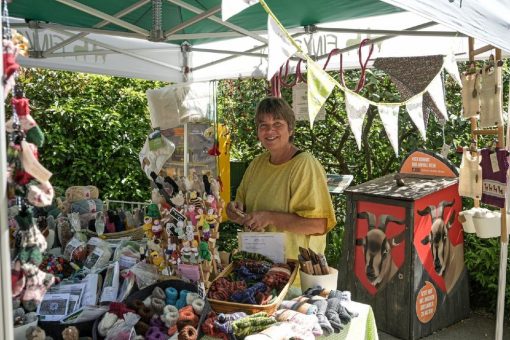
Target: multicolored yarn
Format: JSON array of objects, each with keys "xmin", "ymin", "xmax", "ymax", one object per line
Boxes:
[
  {"xmin": 177, "ymin": 325, "xmax": 197, "ymax": 340},
  {"xmin": 231, "ymin": 312, "xmax": 276, "ymax": 338},
  {"xmin": 230, "ymin": 282, "xmax": 268, "ymax": 304}
]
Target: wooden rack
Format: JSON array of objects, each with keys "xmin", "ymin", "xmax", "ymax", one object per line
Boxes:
[{"xmin": 468, "ymin": 37, "xmax": 507, "ymax": 340}]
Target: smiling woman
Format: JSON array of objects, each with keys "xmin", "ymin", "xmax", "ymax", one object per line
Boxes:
[{"xmin": 226, "ymin": 97, "xmax": 336, "ymax": 263}]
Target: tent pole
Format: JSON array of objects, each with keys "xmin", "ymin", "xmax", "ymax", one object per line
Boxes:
[
  {"xmin": 182, "ymin": 42, "xmax": 191, "ymax": 176},
  {"xmin": 469, "ymin": 39, "xmax": 506, "ymax": 340},
  {"xmin": 0, "ymin": 8, "xmax": 14, "ymax": 339}
]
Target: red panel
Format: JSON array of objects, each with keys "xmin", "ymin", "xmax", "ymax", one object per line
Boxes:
[
  {"xmin": 414, "ymin": 184, "xmax": 463, "ymax": 293},
  {"xmin": 355, "ymin": 201, "xmax": 406, "ymax": 295}
]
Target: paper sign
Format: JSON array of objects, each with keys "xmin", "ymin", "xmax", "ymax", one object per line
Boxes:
[
  {"xmin": 307, "ymin": 59, "xmax": 335, "ymax": 128},
  {"xmin": 292, "ymin": 82, "xmax": 326, "ymax": 121},
  {"xmin": 238, "ymin": 232, "xmax": 286, "ymax": 263}
]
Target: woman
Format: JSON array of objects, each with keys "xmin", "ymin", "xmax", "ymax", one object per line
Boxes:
[{"xmin": 226, "ymin": 97, "xmax": 336, "ymax": 260}]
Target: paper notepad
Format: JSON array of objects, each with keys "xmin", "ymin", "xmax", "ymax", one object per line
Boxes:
[{"xmin": 238, "ymin": 232, "xmax": 286, "ymax": 263}]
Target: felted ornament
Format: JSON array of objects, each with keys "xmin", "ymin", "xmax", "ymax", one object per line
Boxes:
[
  {"xmin": 62, "ymin": 326, "xmax": 79, "ymax": 340},
  {"xmin": 20, "ymin": 140, "xmax": 52, "ymax": 183},
  {"xmin": 25, "ymin": 326, "xmax": 46, "ymax": 340},
  {"xmin": 27, "ymin": 180, "xmax": 54, "ymax": 207},
  {"xmin": 3, "ymin": 39, "xmax": 19, "ymax": 79},
  {"xmin": 21, "ymin": 263, "xmax": 55, "ymax": 311},
  {"xmin": 9, "ymin": 97, "xmax": 45, "ymax": 147}
]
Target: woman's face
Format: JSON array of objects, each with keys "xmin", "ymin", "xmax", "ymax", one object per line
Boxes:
[{"xmin": 257, "ymin": 114, "xmax": 292, "ymax": 152}]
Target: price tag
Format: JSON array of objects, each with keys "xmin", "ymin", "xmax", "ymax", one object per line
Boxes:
[
  {"xmin": 490, "ymin": 152, "xmax": 500, "ymax": 173},
  {"xmin": 440, "ymin": 144, "xmax": 450, "ymax": 158}
]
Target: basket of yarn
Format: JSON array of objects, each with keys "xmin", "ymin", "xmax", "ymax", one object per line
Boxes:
[
  {"xmin": 92, "ymin": 279, "xmax": 208, "ymax": 340},
  {"xmin": 206, "ymin": 259, "xmax": 298, "ymax": 315}
]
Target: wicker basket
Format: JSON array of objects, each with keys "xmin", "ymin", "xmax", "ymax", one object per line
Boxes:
[
  {"xmin": 84, "ymin": 226, "xmax": 146, "ymax": 241},
  {"xmin": 92, "ymin": 279, "xmax": 201, "ymax": 340},
  {"xmin": 207, "ymin": 259, "xmax": 298, "ymax": 315}
]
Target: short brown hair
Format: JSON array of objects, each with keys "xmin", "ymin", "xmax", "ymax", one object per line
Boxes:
[{"xmin": 255, "ymin": 97, "xmax": 295, "ymax": 141}]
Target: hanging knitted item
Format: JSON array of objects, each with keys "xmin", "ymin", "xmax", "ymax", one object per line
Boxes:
[
  {"xmin": 373, "ymin": 55, "xmax": 446, "ymax": 129},
  {"xmin": 5, "ymin": 97, "xmax": 45, "ymax": 147}
]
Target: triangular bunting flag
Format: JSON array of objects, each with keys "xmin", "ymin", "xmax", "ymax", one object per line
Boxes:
[
  {"xmin": 428, "ymin": 73, "xmax": 448, "ymax": 121},
  {"xmin": 378, "ymin": 104, "xmax": 400, "ymax": 156},
  {"xmin": 373, "ymin": 55, "xmax": 445, "ymax": 128},
  {"xmin": 221, "ymin": 0, "xmax": 258, "ymax": 21},
  {"xmin": 267, "ymin": 15, "xmax": 298, "ymax": 80},
  {"xmin": 345, "ymin": 91, "xmax": 369, "ymax": 150},
  {"xmin": 443, "ymin": 53, "xmax": 462, "ymax": 87},
  {"xmin": 307, "ymin": 60, "xmax": 336, "ymax": 128},
  {"xmin": 405, "ymin": 95, "xmax": 427, "ymax": 140}
]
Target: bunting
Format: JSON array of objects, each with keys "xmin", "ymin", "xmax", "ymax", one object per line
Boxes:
[
  {"xmin": 254, "ymin": 0, "xmax": 457, "ymax": 152},
  {"xmin": 405, "ymin": 95, "xmax": 427, "ymax": 140},
  {"xmin": 378, "ymin": 104, "xmax": 400, "ymax": 155},
  {"xmin": 443, "ymin": 52, "xmax": 462, "ymax": 87},
  {"xmin": 307, "ymin": 59, "xmax": 336, "ymax": 128},
  {"xmin": 428, "ymin": 73, "xmax": 448, "ymax": 121},
  {"xmin": 345, "ymin": 91, "xmax": 369, "ymax": 150},
  {"xmin": 267, "ymin": 15, "xmax": 298, "ymax": 81}
]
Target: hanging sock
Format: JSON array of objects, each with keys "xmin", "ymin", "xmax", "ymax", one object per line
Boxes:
[
  {"xmin": 5, "ymin": 97, "xmax": 45, "ymax": 147},
  {"xmin": 20, "ymin": 140, "xmax": 52, "ymax": 183}
]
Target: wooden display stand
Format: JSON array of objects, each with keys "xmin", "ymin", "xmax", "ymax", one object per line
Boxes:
[
  {"xmin": 467, "ymin": 38, "xmax": 507, "ymax": 242},
  {"xmin": 468, "ymin": 38, "xmax": 507, "ymax": 340}
]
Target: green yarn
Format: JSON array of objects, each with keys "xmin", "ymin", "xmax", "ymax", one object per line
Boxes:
[
  {"xmin": 146, "ymin": 203, "xmax": 161, "ymax": 219},
  {"xmin": 25, "ymin": 126, "xmax": 44, "ymax": 148},
  {"xmin": 15, "ymin": 210, "xmax": 33, "ymax": 231},
  {"xmin": 19, "ymin": 247, "xmax": 43, "ymax": 266}
]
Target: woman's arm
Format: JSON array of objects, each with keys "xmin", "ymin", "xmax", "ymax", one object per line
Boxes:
[{"xmin": 241, "ymin": 210, "xmax": 327, "ymax": 235}]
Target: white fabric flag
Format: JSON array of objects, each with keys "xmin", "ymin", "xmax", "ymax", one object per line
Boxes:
[
  {"xmin": 443, "ymin": 53, "xmax": 462, "ymax": 87},
  {"xmin": 405, "ymin": 95, "xmax": 427, "ymax": 140},
  {"xmin": 378, "ymin": 104, "xmax": 400, "ymax": 156},
  {"xmin": 267, "ymin": 15, "xmax": 297, "ymax": 80},
  {"xmin": 428, "ymin": 73, "xmax": 449, "ymax": 121},
  {"xmin": 221, "ymin": 0, "xmax": 259, "ymax": 21},
  {"xmin": 307, "ymin": 60, "xmax": 336, "ymax": 128},
  {"xmin": 345, "ymin": 91, "xmax": 370, "ymax": 150}
]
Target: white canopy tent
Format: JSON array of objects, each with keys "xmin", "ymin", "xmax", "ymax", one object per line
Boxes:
[{"xmin": 1, "ymin": 0, "xmax": 509, "ymax": 339}]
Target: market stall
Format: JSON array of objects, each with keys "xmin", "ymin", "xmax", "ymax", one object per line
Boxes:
[{"xmin": 1, "ymin": 1, "xmax": 510, "ymax": 340}]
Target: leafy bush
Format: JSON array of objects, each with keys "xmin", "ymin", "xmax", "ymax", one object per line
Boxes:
[{"xmin": 16, "ymin": 69, "xmax": 166, "ymax": 201}]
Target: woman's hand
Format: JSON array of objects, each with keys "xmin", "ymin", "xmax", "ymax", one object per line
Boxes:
[
  {"xmin": 226, "ymin": 201, "xmax": 245, "ymax": 224},
  {"xmin": 242, "ymin": 211, "xmax": 272, "ymax": 232}
]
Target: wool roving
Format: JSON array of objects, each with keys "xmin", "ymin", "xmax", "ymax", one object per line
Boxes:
[{"xmin": 274, "ymin": 308, "xmax": 322, "ymax": 336}]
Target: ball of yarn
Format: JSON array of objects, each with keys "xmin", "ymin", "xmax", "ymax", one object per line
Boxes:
[
  {"xmin": 191, "ymin": 299, "xmax": 205, "ymax": 315},
  {"xmin": 98, "ymin": 312, "xmax": 118, "ymax": 337},
  {"xmin": 165, "ymin": 287, "xmax": 178, "ymax": 305},
  {"xmin": 151, "ymin": 297, "xmax": 165, "ymax": 314},
  {"xmin": 178, "ymin": 325, "xmax": 197, "ymax": 340},
  {"xmin": 134, "ymin": 321, "xmax": 150, "ymax": 336},
  {"xmin": 186, "ymin": 292, "xmax": 199, "ymax": 305}
]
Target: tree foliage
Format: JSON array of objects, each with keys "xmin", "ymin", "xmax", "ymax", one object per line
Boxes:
[{"xmin": 15, "ymin": 69, "xmax": 165, "ymax": 201}]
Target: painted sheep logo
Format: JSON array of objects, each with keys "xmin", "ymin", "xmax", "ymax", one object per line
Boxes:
[
  {"xmin": 356, "ymin": 212, "xmax": 406, "ymax": 288},
  {"xmin": 418, "ymin": 200, "xmax": 464, "ymax": 294}
]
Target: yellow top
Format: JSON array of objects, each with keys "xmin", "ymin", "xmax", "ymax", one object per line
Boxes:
[{"xmin": 236, "ymin": 151, "xmax": 337, "ymax": 260}]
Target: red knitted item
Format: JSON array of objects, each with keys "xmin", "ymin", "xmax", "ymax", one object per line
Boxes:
[
  {"xmin": 108, "ymin": 302, "xmax": 134, "ymax": 318},
  {"xmin": 11, "ymin": 97, "xmax": 30, "ymax": 116},
  {"xmin": 3, "ymin": 53, "xmax": 19, "ymax": 79}
]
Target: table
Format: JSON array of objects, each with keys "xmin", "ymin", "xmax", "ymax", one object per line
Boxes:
[
  {"xmin": 318, "ymin": 301, "xmax": 378, "ymax": 340},
  {"xmin": 201, "ymin": 300, "xmax": 378, "ymax": 340}
]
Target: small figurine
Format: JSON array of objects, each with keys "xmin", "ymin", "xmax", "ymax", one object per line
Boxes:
[
  {"xmin": 186, "ymin": 204, "xmax": 198, "ymax": 226},
  {"xmin": 199, "ymin": 241, "xmax": 211, "ymax": 261},
  {"xmin": 175, "ymin": 220, "xmax": 185, "ymax": 240},
  {"xmin": 150, "ymin": 250, "xmax": 165, "ymax": 270},
  {"xmin": 143, "ymin": 216, "xmax": 154, "ymax": 239},
  {"xmin": 152, "ymin": 219, "xmax": 163, "ymax": 238},
  {"xmin": 185, "ymin": 221, "xmax": 194, "ymax": 242}
]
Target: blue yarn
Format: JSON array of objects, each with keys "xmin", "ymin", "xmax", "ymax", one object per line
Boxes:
[
  {"xmin": 165, "ymin": 287, "xmax": 178, "ymax": 306},
  {"xmin": 230, "ymin": 282, "xmax": 267, "ymax": 304},
  {"xmin": 175, "ymin": 290, "xmax": 189, "ymax": 309}
]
